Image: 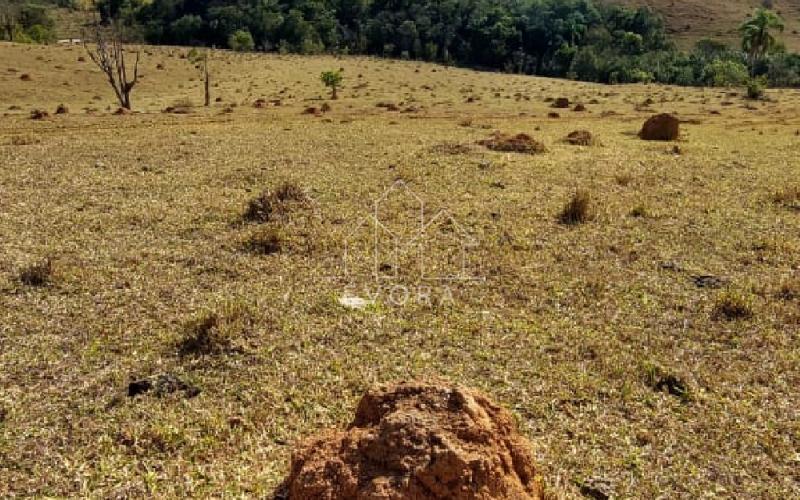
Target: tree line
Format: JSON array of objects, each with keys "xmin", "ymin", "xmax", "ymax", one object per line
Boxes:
[
  {"xmin": 96, "ymin": 0, "xmax": 800, "ymax": 87},
  {"xmin": 3, "ymin": 0, "xmax": 799, "ymax": 88},
  {"xmin": 98, "ymin": 0, "xmax": 671, "ymax": 79}
]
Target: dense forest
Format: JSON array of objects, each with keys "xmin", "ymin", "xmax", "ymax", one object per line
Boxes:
[
  {"xmin": 3, "ymin": 0, "xmax": 800, "ymax": 87},
  {"xmin": 96, "ymin": 0, "xmax": 800, "ymax": 87}
]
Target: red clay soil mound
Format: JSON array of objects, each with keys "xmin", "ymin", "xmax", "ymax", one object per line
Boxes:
[
  {"xmin": 478, "ymin": 132, "xmax": 546, "ymax": 154},
  {"xmin": 639, "ymin": 113, "xmax": 680, "ymax": 141},
  {"xmin": 276, "ymin": 381, "xmax": 544, "ymax": 500}
]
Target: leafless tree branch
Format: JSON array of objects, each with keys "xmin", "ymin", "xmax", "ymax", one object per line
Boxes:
[{"xmin": 83, "ymin": 24, "xmax": 140, "ymax": 110}]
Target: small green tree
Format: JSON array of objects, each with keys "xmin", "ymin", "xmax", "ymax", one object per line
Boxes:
[
  {"xmin": 739, "ymin": 8, "xmax": 784, "ymax": 69},
  {"xmin": 570, "ymin": 46, "xmax": 599, "ymax": 81},
  {"xmin": 228, "ymin": 30, "xmax": 254, "ymax": 52},
  {"xmin": 320, "ymin": 70, "xmax": 343, "ymax": 100}
]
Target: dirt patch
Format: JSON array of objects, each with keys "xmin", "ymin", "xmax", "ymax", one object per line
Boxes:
[
  {"xmin": 478, "ymin": 132, "xmax": 545, "ymax": 154},
  {"xmin": 163, "ymin": 101, "xmax": 193, "ymax": 114},
  {"xmin": 376, "ymin": 101, "xmax": 400, "ymax": 111},
  {"xmin": 431, "ymin": 141, "xmax": 472, "ymax": 155},
  {"xmin": 29, "ymin": 109, "xmax": 49, "ymax": 120},
  {"xmin": 565, "ymin": 130, "xmax": 595, "ymax": 146},
  {"xmin": 128, "ymin": 373, "xmax": 200, "ymax": 399},
  {"xmin": 639, "ymin": 113, "xmax": 680, "ymax": 141},
  {"xmin": 277, "ymin": 381, "xmax": 544, "ymax": 499}
]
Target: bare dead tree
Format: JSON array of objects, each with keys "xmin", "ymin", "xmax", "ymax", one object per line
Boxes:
[
  {"xmin": 189, "ymin": 48, "xmax": 212, "ymax": 107},
  {"xmin": 83, "ymin": 25, "xmax": 140, "ymax": 110}
]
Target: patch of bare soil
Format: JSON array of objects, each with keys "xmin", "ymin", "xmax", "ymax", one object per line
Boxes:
[
  {"xmin": 276, "ymin": 381, "xmax": 544, "ymax": 499},
  {"xmin": 478, "ymin": 132, "xmax": 546, "ymax": 154}
]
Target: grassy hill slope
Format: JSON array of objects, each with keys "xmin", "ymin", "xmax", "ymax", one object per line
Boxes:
[
  {"xmin": 1, "ymin": 42, "xmax": 800, "ymax": 498},
  {"xmin": 602, "ymin": 0, "xmax": 800, "ymax": 50}
]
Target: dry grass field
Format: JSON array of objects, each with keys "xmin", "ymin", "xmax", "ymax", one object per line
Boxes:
[{"xmin": 1, "ymin": 41, "xmax": 800, "ymax": 497}]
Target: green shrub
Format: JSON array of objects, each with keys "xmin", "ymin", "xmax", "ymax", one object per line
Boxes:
[
  {"xmin": 673, "ymin": 66, "xmax": 697, "ymax": 86},
  {"xmin": 12, "ymin": 27, "xmax": 34, "ymax": 44},
  {"xmin": 629, "ymin": 68, "xmax": 654, "ymax": 83},
  {"xmin": 746, "ymin": 75, "xmax": 768, "ymax": 99},
  {"xmin": 25, "ymin": 25, "xmax": 55, "ymax": 44},
  {"xmin": 703, "ymin": 59, "xmax": 748, "ymax": 87},
  {"xmin": 228, "ymin": 29, "xmax": 255, "ymax": 52}
]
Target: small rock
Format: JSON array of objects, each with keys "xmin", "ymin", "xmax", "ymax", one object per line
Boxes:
[
  {"xmin": 691, "ymin": 275, "xmax": 727, "ymax": 289},
  {"xmin": 128, "ymin": 373, "xmax": 200, "ymax": 398},
  {"xmin": 338, "ymin": 296, "xmax": 373, "ymax": 310},
  {"xmin": 654, "ymin": 374, "xmax": 689, "ymax": 398},
  {"xmin": 579, "ymin": 476, "xmax": 613, "ymax": 499},
  {"xmin": 659, "ymin": 261, "xmax": 682, "ymax": 272}
]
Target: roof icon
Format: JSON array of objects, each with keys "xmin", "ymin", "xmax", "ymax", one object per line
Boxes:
[{"xmin": 342, "ymin": 180, "xmax": 480, "ymax": 283}]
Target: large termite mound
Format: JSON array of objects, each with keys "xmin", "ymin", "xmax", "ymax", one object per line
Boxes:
[
  {"xmin": 639, "ymin": 113, "xmax": 680, "ymax": 141},
  {"xmin": 276, "ymin": 381, "xmax": 544, "ymax": 499}
]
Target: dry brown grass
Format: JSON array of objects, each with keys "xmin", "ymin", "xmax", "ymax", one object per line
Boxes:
[
  {"xmin": 0, "ymin": 42, "xmax": 799, "ymax": 498},
  {"xmin": 241, "ymin": 227, "xmax": 283, "ymax": 255},
  {"xmin": 177, "ymin": 304, "xmax": 254, "ymax": 356},
  {"xmin": 17, "ymin": 258, "xmax": 52, "ymax": 287},
  {"xmin": 243, "ymin": 182, "xmax": 308, "ymax": 223},
  {"xmin": 711, "ymin": 290, "xmax": 755, "ymax": 320},
  {"xmin": 9, "ymin": 134, "xmax": 40, "ymax": 146},
  {"xmin": 558, "ymin": 190, "xmax": 595, "ymax": 225},
  {"xmin": 772, "ymin": 185, "xmax": 800, "ymax": 209}
]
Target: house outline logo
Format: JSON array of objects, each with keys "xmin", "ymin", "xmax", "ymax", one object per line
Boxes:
[{"xmin": 342, "ymin": 180, "xmax": 481, "ymax": 282}]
